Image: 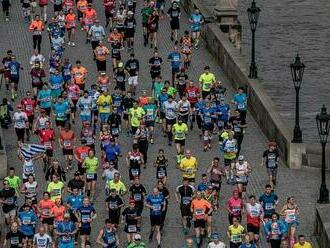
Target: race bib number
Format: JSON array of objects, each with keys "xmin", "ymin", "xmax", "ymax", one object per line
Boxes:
[
  {"xmin": 128, "ymin": 225, "xmax": 137, "ymax": 232},
  {"xmin": 86, "ymin": 173, "xmax": 95, "ymax": 180},
  {"xmin": 133, "ymin": 193, "xmax": 141, "ymax": 201},
  {"xmin": 182, "ymin": 196, "xmax": 191, "ymax": 205}
]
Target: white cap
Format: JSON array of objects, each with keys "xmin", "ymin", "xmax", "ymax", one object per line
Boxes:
[
  {"xmin": 134, "ymin": 234, "xmax": 141, "ymax": 240},
  {"xmin": 238, "ymin": 155, "xmax": 244, "ymax": 161}
]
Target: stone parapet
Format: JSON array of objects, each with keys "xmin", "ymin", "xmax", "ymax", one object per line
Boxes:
[{"xmin": 315, "ymin": 204, "xmax": 330, "ymax": 248}]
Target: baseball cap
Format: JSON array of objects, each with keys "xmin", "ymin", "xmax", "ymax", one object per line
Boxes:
[
  {"xmin": 134, "ymin": 234, "xmax": 141, "ymax": 240},
  {"xmin": 238, "ymin": 155, "xmax": 244, "ymax": 161},
  {"xmin": 211, "ymin": 233, "xmax": 220, "ymax": 240}
]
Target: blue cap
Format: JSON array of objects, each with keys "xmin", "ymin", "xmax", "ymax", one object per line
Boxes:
[{"xmin": 211, "ymin": 233, "xmax": 220, "ymax": 240}]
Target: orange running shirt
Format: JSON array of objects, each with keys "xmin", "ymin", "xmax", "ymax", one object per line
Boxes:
[
  {"xmin": 77, "ymin": 0, "xmax": 88, "ymax": 13},
  {"xmin": 52, "ymin": 205, "xmax": 66, "ymax": 222},
  {"xmin": 71, "ymin": 66, "xmax": 87, "ymax": 85},
  {"xmin": 94, "ymin": 46, "xmax": 110, "ymax": 61},
  {"xmin": 39, "ymin": 199, "xmax": 55, "ymax": 219},
  {"xmin": 59, "ymin": 130, "xmax": 75, "ymax": 149},
  {"xmin": 65, "ymin": 13, "xmax": 76, "ymax": 28},
  {"xmin": 191, "ymin": 199, "xmax": 211, "ymax": 219}
]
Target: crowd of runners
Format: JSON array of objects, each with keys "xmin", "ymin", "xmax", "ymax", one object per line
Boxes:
[{"xmin": 0, "ymin": 0, "xmax": 314, "ymax": 247}]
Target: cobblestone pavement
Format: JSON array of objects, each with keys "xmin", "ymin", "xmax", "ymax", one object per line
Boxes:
[
  {"xmin": 238, "ymin": 0, "xmax": 330, "ymax": 142},
  {"xmin": 0, "ymin": 0, "xmax": 328, "ymax": 247}
]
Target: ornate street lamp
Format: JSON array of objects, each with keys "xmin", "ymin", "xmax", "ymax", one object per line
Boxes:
[
  {"xmin": 247, "ymin": 0, "xmax": 260, "ymax": 79},
  {"xmin": 290, "ymin": 54, "xmax": 305, "ymax": 143},
  {"xmin": 316, "ymin": 105, "xmax": 330, "ymax": 204}
]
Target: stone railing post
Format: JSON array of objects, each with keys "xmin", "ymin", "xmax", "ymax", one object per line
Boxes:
[{"xmin": 213, "ymin": 0, "xmax": 241, "ymax": 49}]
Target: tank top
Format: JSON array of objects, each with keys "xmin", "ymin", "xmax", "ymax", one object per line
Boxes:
[{"xmin": 102, "ymin": 228, "xmax": 116, "ymax": 245}]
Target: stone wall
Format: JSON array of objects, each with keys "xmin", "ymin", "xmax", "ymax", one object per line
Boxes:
[{"xmin": 315, "ymin": 204, "xmax": 330, "ymax": 247}]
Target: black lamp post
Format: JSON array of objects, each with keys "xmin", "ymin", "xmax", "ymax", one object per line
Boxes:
[
  {"xmin": 316, "ymin": 105, "xmax": 330, "ymax": 204},
  {"xmin": 247, "ymin": 0, "xmax": 260, "ymax": 79},
  {"xmin": 290, "ymin": 54, "xmax": 305, "ymax": 143}
]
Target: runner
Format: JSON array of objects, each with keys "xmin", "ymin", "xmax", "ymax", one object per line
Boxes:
[
  {"xmin": 167, "ymin": 1, "xmax": 181, "ymax": 42},
  {"xmin": 84, "ymin": 4, "xmax": 97, "ymax": 42},
  {"xmin": 172, "ymin": 117, "xmax": 188, "ymax": 163},
  {"xmin": 71, "ymin": 60, "xmax": 88, "ymax": 90},
  {"xmin": 167, "ymin": 43, "xmax": 182, "ymax": 85},
  {"xmin": 200, "ymin": 99, "xmax": 217, "ymax": 151},
  {"xmin": 153, "ymin": 149, "xmax": 168, "ymax": 185},
  {"xmin": 191, "ymin": 191, "xmax": 212, "ymax": 247},
  {"xmin": 189, "ymin": 8, "xmax": 204, "ymax": 48},
  {"xmin": 126, "ymin": 144, "xmax": 144, "ymax": 182},
  {"xmin": 222, "ymin": 132, "xmax": 238, "ymax": 183},
  {"xmin": 234, "ymin": 155, "xmax": 252, "ymax": 197},
  {"xmin": 65, "ymin": 8, "xmax": 77, "ymax": 46},
  {"xmin": 96, "ymin": 219, "xmax": 120, "ymax": 247},
  {"xmin": 103, "ymin": 0, "xmax": 115, "ymax": 28},
  {"xmin": 163, "ymin": 95, "xmax": 177, "ymax": 146},
  {"xmin": 97, "ymin": 89, "xmax": 112, "ymax": 124},
  {"xmin": 175, "ymin": 178, "xmax": 194, "ymax": 235},
  {"xmin": 13, "ymin": 104, "xmax": 28, "ymax": 144},
  {"xmin": 179, "ymin": 149, "xmax": 198, "ymax": 184},
  {"xmin": 17, "ymin": 204, "xmax": 37, "ymax": 247},
  {"xmin": 199, "ymin": 66, "xmax": 216, "ymax": 99},
  {"xmin": 105, "ymin": 188, "xmax": 124, "ymax": 226},
  {"xmin": 21, "ymin": 174, "xmax": 38, "ymax": 204},
  {"xmin": 128, "ymin": 101, "xmax": 145, "ymax": 135},
  {"xmin": 75, "ymin": 197, "xmax": 96, "ymax": 247},
  {"xmin": 29, "ymin": 15, "xmax": 44, "ymax": 53},
  {"xmin": 47, "ymin": 174, "xmax": 65, "ymax": 202},
  {"xmin": 226, "ymin": 189, "xmax": 243, "ymax": 224},
  {"xmin": 8, "ymin": 56, "xmax": 22, "ymax": 101},
  {"xmin": 129, "ymin": 177, "xmax": 147, "ymax": 215},
  {"xmin": 125, "ymin": 53, "xmax": 139, "ymax": 95},
  {"xmin": 143, "ymin": 97, "xmax": 157, "ymax": 143},
  {"xmin": 207, "ymin": 233, "xmax": 226, "ymax": 248},
  {"xmin": 207, "ymin": 157, "xmax": 224, "ymax": 209},
  {"xmin": 147, "ymin": 9, "xmax": 159, "ymax": 49},
  {"xmin": 244, "ymin": 195, "xmax": 263, "ymax": 243},
  {"xmin": 55, "ymin": 213, "xmax": 77, "ymax": 248},
  {"xmin": 94, "ymin": 41, "xmax": 110, "ymax": 72},
  {"xmin": 38, "ymin": 191, "xmax": 55, "ymax": 234},
  {"xmin": 141, "ymin": 1, "xmax": 153, "ymax": 47},
  {"xmin": 33, "ymin": 225, "xmax": 53, "ymax": 248},
  {"xmin": 59, "ymin": 122, "xmax": 75, "ymax": 171},
  {"xmin": 106, "ymin": 172, "xmax": 127, "ymax": 196},
  {"xmin": 232, "ymin": 87, "xmax": 247, "ymax": 125},
  {"xmin": 264, "ymin": 212, "xmax": 287, "ymax": 248},
  {"xmin": 124, "ymin": 11, "xmax": 136, "ymax": 51},
  {"xmin": 259, "ymin": 184, "xmax": 279, "ymax": 221},
  {"xmin": 262, "ymin": 141, "xmax": 280, "ymax": 186},
  {"xmin": 280, "ymin": 196, "xmax": 300, "ymax": 248},
  {"xmin": 1, "ymin": 50, "xmax": 13, "ymax": 91},
  {"xmin": 30, "ymin": 61, "xmax": 46, "ymax": 96},
  {"xmin": 180, "ymin": 31, "xmax": 193, "ymax": 69},
  {"xmin": 38, "ymin": 121, "xmax": 55, "ymax": 171},
  {"xmin": 4, "ymin": 167, "xmax": 21, "ymax": 194},
  {"xmin": 149, "ymin": 50, "xmax": 163, "ymax": 86},
  {"xmin": 0, "ymin": 179, "xmax": 17, "ymax": 225},
  {"xmin": 226, "ymin": 217, "xmax": 245, "ymax": 248},
  {"xmin": 145, "ymin": 187, "xmax": 165, "ymax": 247},
  {"xmin": 66, "ymin": 79, "xmax": 80, "ymax": 122},
  {"xmin": 3, "ymin": 222, "xmax": 25, "ymax": 247},
  {"xmin": 122, "ymin": 199, "xmax": 141, "ymax": 243},
  {"xmin": 82, "ymin": 149, "xmax": 99, "ymax": 201}
]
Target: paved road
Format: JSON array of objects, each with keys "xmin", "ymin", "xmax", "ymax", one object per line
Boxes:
[
  {"xmin": 0, "ymin": 0, "xmax": 327, "ymax": 247},
  {"xmin": 238, "ymin": 0, "xmax": 330, "ymax": 142}
]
